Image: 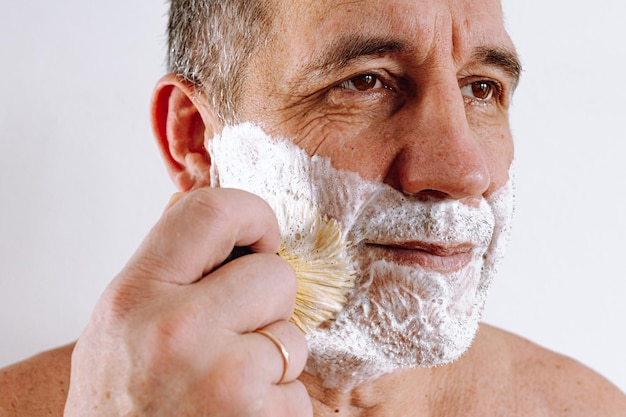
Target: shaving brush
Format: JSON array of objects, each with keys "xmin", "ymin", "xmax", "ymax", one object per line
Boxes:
[
  {"xmin": 208, "ymin": 123, "xmax": 357, "ymax": 333},
  {"xmin": 276, "ymin": 198, "xmax": 355, "ymax": 333},
  {"xmin": 226, "ymin": 197, "xmax": 355, "ymax": 334}
]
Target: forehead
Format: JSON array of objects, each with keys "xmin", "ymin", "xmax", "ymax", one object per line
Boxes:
[{"xmin": 266, "ymin": 0, "xmax": 513, "ymax": 70}]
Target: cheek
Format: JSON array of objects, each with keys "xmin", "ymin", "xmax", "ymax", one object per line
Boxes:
[
  {"xmin": 470, "ymin": 114, "xmax": 514, "ymax": 192},
  {"xmin": 264, "ymin": 106, "xmax": 401, "ymax": 180}
]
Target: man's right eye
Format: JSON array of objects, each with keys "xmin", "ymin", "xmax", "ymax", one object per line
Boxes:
[{"xmin": 340, "ymin": 74, "xmax": 385, "ymax": 91}]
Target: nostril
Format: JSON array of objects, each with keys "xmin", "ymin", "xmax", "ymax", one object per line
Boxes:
[{"xmin": 404, "ymin": 189, "xmax": 451, "ymax": 202}]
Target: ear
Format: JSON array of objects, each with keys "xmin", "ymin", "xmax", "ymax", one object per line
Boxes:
[{"xmin": 151, "ymin": 74, "xmax": 222, "ymax": 191}]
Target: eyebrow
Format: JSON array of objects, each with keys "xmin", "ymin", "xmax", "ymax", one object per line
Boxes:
[
  {"xmin": 294, "ymin": 33, "xmax": 522, "ymax": 87},
  {"xmin": 472, "ymin": 46, "xmax": 523, "ymax": 88},
  {"xmin": 298, "ymin": 34, "xmax": 410, "ymax": 77}
]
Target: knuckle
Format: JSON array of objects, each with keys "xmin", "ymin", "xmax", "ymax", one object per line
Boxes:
[
  {"xmin": 132, "ymin": 312, "xmax": 203, "ymax": 379},
  {"xmin": 94, "ymin": 279, "xmax": 149, "ymax": 323},
  {"xmin": 145, "ymin": 299, "xmax": 224, "ymax": 361},
  {"xmin": 187, "ymin": 188, "xmax": 235, "ymax": 228},
  {"xmin": 150, "ymin": 312, "xmax": 192, "ymax": 354}
]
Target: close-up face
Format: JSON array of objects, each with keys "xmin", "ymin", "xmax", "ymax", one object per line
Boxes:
[
  {"xmin": 236, "ymin": 0, "xmax": 520, "ymax": 199},
  {"xmin": 193, "ymin": 0, "xmax": 523, "ymax": 388},
  {"xmin": 199, "ymin": 0, "xmax": 520, "ymax": 390}
]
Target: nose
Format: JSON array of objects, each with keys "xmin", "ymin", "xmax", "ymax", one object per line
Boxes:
[{"xmin": 384, "ymin": 80, "xmax": 491, "ymax": 202}]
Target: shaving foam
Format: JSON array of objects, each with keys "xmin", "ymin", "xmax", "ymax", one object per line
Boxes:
[{"xmin": 207, "ymin": 123, "xmax": 513, "ymax": 391}]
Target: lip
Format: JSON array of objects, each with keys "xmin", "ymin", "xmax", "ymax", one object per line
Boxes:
[{"xmin": 364, "ymin": 241, "xmax": 475, "ymax": 273}]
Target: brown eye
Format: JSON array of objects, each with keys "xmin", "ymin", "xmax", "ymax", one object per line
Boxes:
[
  {"xmin": 472, "ymin": 82, "xmax": 492, "ymax": 99},
  {"xmin": 461, "ymin": 81, "xmax": 496, "ymax": 101},
  {"xmin": 341, "ymin": 74, "xmax": 383, "ymax": 91}
]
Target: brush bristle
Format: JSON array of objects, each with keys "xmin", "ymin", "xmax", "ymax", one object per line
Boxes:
[{"xmin": 274, "ymin": 198, "xmax": 355, "ymax": 333}]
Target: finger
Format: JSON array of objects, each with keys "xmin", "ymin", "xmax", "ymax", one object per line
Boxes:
[
  {"xmin": 248, "ymin": 321, "xmax": 308, "ymax": 385},
  {"xmin": 196, "ymin": 252, "xmax": 297, "ymax": 332},
  {"xmin": 269, "ymin": 379, "xmax": 313, "ymax": 417},
  {"xmin": 124, "ymin": 187, "xmax": 281, "ymax": 285},
  {"xmin": 203, "ymin": 362, "xmax": 312, "ymax": 417}
]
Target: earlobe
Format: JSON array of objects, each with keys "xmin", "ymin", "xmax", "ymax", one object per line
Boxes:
[{"xmin": 151, "ymin": 74, "xmax": 221, "ymax": 191}]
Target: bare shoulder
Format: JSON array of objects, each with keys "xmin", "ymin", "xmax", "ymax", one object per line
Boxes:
[
  {"xmin": 0, "ymin": 343, "xmax": 74, "ymax": 417},
  {"xmin": 474, "ymin": 324, "xmax": 626, "ymax": 416}
]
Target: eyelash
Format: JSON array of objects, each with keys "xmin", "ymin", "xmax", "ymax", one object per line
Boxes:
[
  {"xmin": 339, "ymin": 73, "xmax": 393, "ymax": 92},
  {"xmin": 460, "ymin": 79, "xmax": 503, "ymax": 103}
]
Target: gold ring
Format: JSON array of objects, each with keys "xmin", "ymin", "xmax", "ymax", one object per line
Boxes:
[{"xmin": 254, "ymin": 328, "xmax": 290, "ymax": 384}]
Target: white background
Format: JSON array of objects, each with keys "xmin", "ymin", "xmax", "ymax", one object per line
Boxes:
[{"xmin": 1, "ymin": 0, "xmax": 624, "ymax": 392}]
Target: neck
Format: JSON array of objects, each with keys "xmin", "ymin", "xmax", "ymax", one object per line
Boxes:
[
  {"xmin": 299, "ymin": 325, "xmax": 502, "ymax": 416},
  {"xmin": 299, "ymin": 324, "xmax": 506, "ymax": 417},
  {"xmin": 299, "ymin": 365, "xmax": 449, "ymax": 417}
]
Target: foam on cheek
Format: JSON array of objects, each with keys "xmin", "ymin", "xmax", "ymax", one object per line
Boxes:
[{"xmin": 208, "ymin": 123, "xmax": 381, "ymax": 235}]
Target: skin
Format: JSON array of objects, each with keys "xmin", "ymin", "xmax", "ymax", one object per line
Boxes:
[{"xmin": 1, "ymin": 0, "xmax": 626, "ymax": 416}]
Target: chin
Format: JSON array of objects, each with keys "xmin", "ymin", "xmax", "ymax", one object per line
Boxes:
[{"xmin": 305, "ymin": 252, "xmax": 485, "ymax": 390}]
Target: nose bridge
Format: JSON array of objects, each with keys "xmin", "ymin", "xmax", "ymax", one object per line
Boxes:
[
  {"xmin": 387, "ymin": 73, "xmax": 491, "ymax": 200},
  {"xmin": 423, "ymin": 79, "xmax": 469, "ymax": 144}
]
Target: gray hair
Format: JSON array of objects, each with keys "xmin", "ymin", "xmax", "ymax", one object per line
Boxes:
[{"xmin": 167, "ymin": 0, "xmax": 274, "ymax": 123}]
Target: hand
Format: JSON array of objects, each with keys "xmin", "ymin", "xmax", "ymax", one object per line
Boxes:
[{"xmin": 64, "ymin": 188, "xmax": 312, "ymax": 416}]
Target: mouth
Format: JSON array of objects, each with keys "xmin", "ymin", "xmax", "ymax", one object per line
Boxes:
[{"xmin": 364, "ymin": 241, "xmax": 475, "ymax": 273}]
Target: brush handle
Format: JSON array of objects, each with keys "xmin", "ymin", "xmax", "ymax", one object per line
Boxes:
[{"xmin": 222, "ymin": 246, "xmax": 254, "ymax": 265}]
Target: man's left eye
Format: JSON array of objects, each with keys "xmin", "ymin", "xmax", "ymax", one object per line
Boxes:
[
  {"xmin": 461, "ymin": 81, "xmax": 497, "ymax": 101},
  {"xmin": 340, "ymin": 74, "xmax": 385, "ymax": 91}
]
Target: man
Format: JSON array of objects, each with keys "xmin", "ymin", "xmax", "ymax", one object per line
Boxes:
[{"xmin": 1, "ymin": 0, "xmax": 625, "ymax": 415}]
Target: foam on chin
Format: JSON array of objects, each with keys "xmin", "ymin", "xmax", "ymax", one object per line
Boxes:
[
  {"xmin": 207, "ymin": 123, "xmax": 513, "ymax": 391},
  {"xmin": 306, "ymin": 183, "xmax": 512, "ymax": 390}
]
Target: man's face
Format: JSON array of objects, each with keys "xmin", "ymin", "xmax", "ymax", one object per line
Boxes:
[{"xmin": 210, "ymin": 0, "xmax": 519, "ymax": 389}]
